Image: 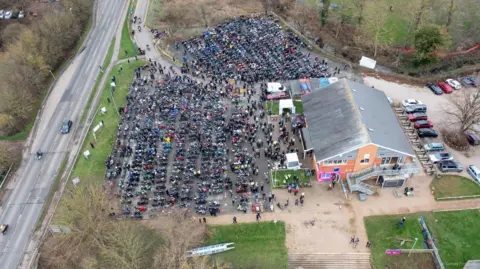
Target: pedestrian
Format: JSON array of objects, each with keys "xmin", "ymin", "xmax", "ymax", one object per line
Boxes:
[
  {"xmin": 128, "ymin": 59, "xmax": 130, "ymax": 64},
  {"xmin": 293, "ymin": 188, "xmax": 298, "ymax": 196},
  {"xmin": 256, "ymin": 212, "xmax": 261, "ymax": 221},
  {"xmin": 300, "ymin": 198, "xmax": 304, "ymax": 206},
  {"xmin": 366, "ymin": 241, "xmax": 371, "ymax": 248},
  {"xmin": 124, "ymin": 50, "xmax": 128, "ymax": 55},
  {"xmin": 354, "ymin": 238, "xmax": 359, "ymax": 248},
  {"xmin": 101, "ymin": 120, "xmax": 105, "ymax": 126},
  {"xmin": 135, "ymin": 55, "xmax": 138, "ymax": 61},
  {"xmin": 89, "ymin": 141, "xmax": 95, "ymax": 149},
  {"xmin": 350, "ymin": 235, "xmax": 355, "ymax": 244},
  {"xmin": 203, "ymin": 217, "xmax": 207, "ymax": 223},
  {"xmin": 260, "ymin": 184, "xmax": 264, "ymax": 192},
  {"xmin": 232, "ymin": 199, "xmax": 235, "ymax": 206},
  {"xmin": 300, "ymin": 192, "xmax": 305, "ymax": 199},
  {"xmin": 233, "ymin": 216, "xmax": 237, "ymax": 224},
  {"xmin": 107, "ymin": 97, "xmax": 111, "ymax": 103},
  {"xmin": 199, "ymin": 218, "xmax": 202, "ymax": 224},
  {"xmin": 295, "ymin": 199, "xmax": 299, "ymax": 206}
]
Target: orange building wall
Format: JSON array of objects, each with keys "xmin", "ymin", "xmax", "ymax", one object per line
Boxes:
[{"xmin": 353, "ymin": 144, "xmax": 379, "ymax": 172}]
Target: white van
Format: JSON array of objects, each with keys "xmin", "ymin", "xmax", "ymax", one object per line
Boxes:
[
  {"xmin": 467, "ymin": 165, "xmax": 480, "ymax": 183},
  {"xmin": 286, "ymin": 153, "xmax": 301, "ymax": 170}
]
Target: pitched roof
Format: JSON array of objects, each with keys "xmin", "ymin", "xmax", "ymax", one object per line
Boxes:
[{"xmin": 301, "ymin": 79, "xmax": 415, "ymax": 162}]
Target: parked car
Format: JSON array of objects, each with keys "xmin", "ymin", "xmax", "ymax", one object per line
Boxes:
[
  {"xmin": 408, "ymin": 112, "xmax": 428, "ymax": 122},
  {"xmin": 60, "ymin": 119, "xmax": 73, "ymax": 134},
  {"xmin": 386, "ymin": 96, "xmax": 393, "ymax": 105},
  {"xmin": 4, "ymin": 10, "xmax": 12, "ymax": 19},
  {"xmin": 426, "ymin": 83, "xmax": 443, "ymax": 95},
  {"xmin": 466, "ymin": 133, "xmax": 480, "ymax": 146},
  {"xmin": 18, "ymin": 11, "xmax": 24, "ymax": 19},
  {"xmin": 437, "ymin": 160, "xmax": 463, "ymax": 173},
  {"xmin": 467, "ymin": 165, "xmax": 480, "ymax": 183},
  {"xmin": 429, "ymin": 152, "xmax": 453, "ymax": 163},
  {"xmin": 405, "ymin": 104, "xmax": 427, "ymax": 114},
  {"xmin": 402, "ymin": 99, "xmax": 423, "ymax": 107},
  {"xmin": 414, "ymin": 120, "xmax": 433, "ymax": 129},
  {"xmin": 438, "ymin": 81, "xmax": 454, "ymax": 93},
  {"xmin": 0, "ymin": 10, "xmax": 4, "ymax": 19},
  {"xmin": 424, "ymin": 143, "xmax": 445, "ymax": 152},
  {"xmin": 418, "ymin": 128, "xmax": 438, "ymax": 138},
  {"xmin": 461, "ymin": 77, "xmax": 478, "ymax": 87},
  {"xmin": 267, "ymin": 92, "xmax": 289, "ymax": 100},
  {"xmin": 11, "ymin": 11, "xmax": 18, "ymax": 19},
  {"xmin": 446, "ymin": 79, "xmax": 461, "ymax": 90}
]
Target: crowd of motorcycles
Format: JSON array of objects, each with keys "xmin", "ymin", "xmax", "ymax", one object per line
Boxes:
[
  {"xmin": 180, "ymin": 16, "xmax": 331, "ymax": 83},
  {"xmin": 106, "ymin": 16, "xmax": 329, "ymax": 219}
]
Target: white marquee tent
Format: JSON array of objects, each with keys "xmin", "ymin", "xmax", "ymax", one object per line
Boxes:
[{"xmin": 279, "ymin": 99, "xmax": 295, "ymax": 114}]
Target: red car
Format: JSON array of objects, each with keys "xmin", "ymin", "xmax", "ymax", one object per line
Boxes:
[
  {"xmin": 414, "ymin": 120, "xmax": 434, "ymax": 129},
  {"xmin": 438, "ymin": 81, "xmax": 453, "ymax": 93},
  {"xmin": 267, "ymin": 92, "xmax": 289, "ymax": 100},
  {"xmin": 408, "ymin": 112, "xmax": 428, "ymax": 122}
]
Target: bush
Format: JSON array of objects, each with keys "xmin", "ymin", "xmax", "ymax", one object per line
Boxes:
[{"xmin": 441, "ymin": 129, "xmax": 470, "ymax": 151}]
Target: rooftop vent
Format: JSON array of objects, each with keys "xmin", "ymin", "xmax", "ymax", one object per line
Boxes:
[
  {"xmin": 368, "ymin": 128, "xmax": 374, "ymax": 132},
  {"xmin": 352, "ymin": 89, "xmax": 356, "ymax": 92},
  {"xmin": 360, "ymin": 107, "xmax": 365, "ymax": 111}
]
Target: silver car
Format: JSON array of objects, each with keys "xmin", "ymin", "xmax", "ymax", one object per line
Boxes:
[
  {"xmin": 0, "ymin": 10, "xmax": 4, "ymax": 19},
  {"xmin": 4, "ymin": 10, "xmax": 12, "ymax": 19}
]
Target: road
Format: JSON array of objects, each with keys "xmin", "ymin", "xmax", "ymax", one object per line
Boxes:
[{"xmin": 0, "ymin": 0, "xmax": 127, "ymax": 268}]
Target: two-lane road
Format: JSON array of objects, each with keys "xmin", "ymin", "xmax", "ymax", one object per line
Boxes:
[{"xmin": 0, "ymin": 0, "xmax": 127, "ymax": 268}]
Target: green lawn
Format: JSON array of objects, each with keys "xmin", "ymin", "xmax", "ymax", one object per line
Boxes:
[
  {"xmin": 364, "ymin": 214, "xmax": 427, "ymax": 269},
  {"xmin": 271, "ymin": 169, "xmax": 311, "ymax": 188},
  {"xmin": 266, "ymin": 100, "xmax": 304, "ymax": 115},
  {"xmin": 206, "ymin": 221, "xmax": 288, "ymax": 269},
  {"xmin": 365, "ymin": 210, "xmax": 480, "ymax": 269},
  {"xmin": 430, "ymin": 175, "xmax": 480, "ymax": 200},
  {"xmin": 428, "ymin": 210, "xmax": 480, "ymax": 269},
  {"xmin": 119, "ymin": 0, "xmax": 138, "ymax": 60},
  {"xmin": 81, "ymin": 37, "xmax": 117, "ymax": 124},
  {"xmin": 69, "ymin": 61, "xmax": 145, "ymax": 185}
]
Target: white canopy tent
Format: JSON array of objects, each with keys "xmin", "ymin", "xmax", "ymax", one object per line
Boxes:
[
  {"xmin": 267, "ymin": 82, "xmax": 285, "ymax": 93},
  {"xmin": 285, "ymin": 153, "xmax": 301, "ymax": 170},
  {"xmin": 279, "ymin": 99, "xmax": 295, "ymax": 114},
  {"xmin": 359, "ymin": 56, "xmax": 377, "ymax": 69}
]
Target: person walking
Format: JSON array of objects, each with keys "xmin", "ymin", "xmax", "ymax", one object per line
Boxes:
[
  {"xmin": 366, "ymin": 241, "xmax": 371, "ymax": 248},
  {"xmin": 233, "ymin": 216, "xmax": 237, "ymax": 224},
  {"xmin": 354, "ymin": 238, "xmax": 359, "ymax": 248},
  {"xmin": 350, "ymin": 235, "xmax": 355, "ymax": 244},
  {"xmin": 256, "ymin": 212, "xmax": 261, "ymax": 221},
  {"xmin": 203, "ymin": 217, "xmax": 207, "ymax": 223}
]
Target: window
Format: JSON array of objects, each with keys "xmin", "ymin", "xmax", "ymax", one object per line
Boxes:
[
  {"xmin": 323, "ymin": 160, "xmax": 347, "ymax": 166},
  {"xmin": 321, "ymin": 172, "xmax": 331, "ymax": 179},
  {"xmin": 360, "ymin": 159, "xmax": 370, "ymax": 164}
]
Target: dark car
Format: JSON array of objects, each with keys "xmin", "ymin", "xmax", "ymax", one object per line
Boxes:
[
  {"xmin": 405, "ymin": 104, "xmax": 427, "ymax": 114},
  {"xmin": 418, "ymin": 128, "xmax": 438, "ymax": 138},
  {"xmin": 426, "ymin": 83, "xmax": 443, "ymax": 95},
  {"xmin": 461, "ymin": 77, "xmax": 478, "ymax": 87},
  {"xmin": 414, "ymin": 120, "xmax": 433, "ymax": 129},
  {"xmin": 466, "ymin": 133, "xmax": 480, "ymax": 146},
  {"xmin": 61, "ymin": 119, "xmax": 73, "ymax": 134},
  {"xmin": 437, "ymin": 160, "xmax": 463, "ymax": 173},
  {"xmin": 437, "ymin": 81, "xmax": 454, "ymax": 93},
  {"xmin": 408, "ymin": 112, "xmax": 428, "ymax": 122}
]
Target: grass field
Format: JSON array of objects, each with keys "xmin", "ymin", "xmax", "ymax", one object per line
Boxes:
[
  {"xmin": 120, "ymin": 0, "xmax": 138, "ymax": 60},
  {"xmin": 430, "ymin": 175, "xmax": 480, "ymax": 200},
  {"xmin": 364, "ymin": 214, "xmax": 427, "ymax": 269},
  {"xmin": 271, "ymin": 169, "xmax": 311, "ymax": 188},
  {"xmin": 428, "ymin": 210, "xmax": 480, "ymax": 269},
  {"xmin": 365, "ymin": 210, "xmax": 480, "ymax": 269},
  {"xmin": 206, "ymin": 221, "xmax": 288, "ymax": 269},
  {"xmin": 266, "ymin": 100, "xmax": 304, "ymax": 115},
  {"xmin": 383, "ymin": 253, "xmax": 436, "ymax": 269},
  {"xmin": 68, "ymin": 61, "xmax": 145, "ymax": 186}
]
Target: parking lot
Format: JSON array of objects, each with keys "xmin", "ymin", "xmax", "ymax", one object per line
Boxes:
[{"xmin": 364, "ymin": 76, "xmax": 480, "ymax": 178}]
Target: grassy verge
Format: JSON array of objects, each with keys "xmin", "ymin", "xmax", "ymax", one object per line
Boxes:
[
  {"xmin": 35, "ymin": 155, "xmax": 69, "ymax": 231},
  {"xmin": 383, "ymin": 253, "xmax": 436, "ymax": 269},
  {"xmin": 206, "ymin": 221, "xmax": 288, "ymax": 269},
  {"xmin": 365, "ymin": 210, "xmax": 480, "ymax": 269},
  {"xmin": 120, "ymin": 0, "xmax": 138, "ymax": 60},
  {"xmin": 69, "ymin": 61, "xmax": 145, "ymax": 185},
  {"xmin": 271, "ymin": 169, "xmax": 311, "ymax": 188},
  {"xmin": 145, "ymin": 0, "xmax": 164, "ymax": 29},
  {"xmin": 0, "ymin": 15, "xmax": 93, "ymax": 141},
  {"xmin": 430, "ymin": 175, "xmax": 480, "ymax": 200},
  {"xmin": 81, "ymin": 37, "xmax": 116, "ymax": 124}
]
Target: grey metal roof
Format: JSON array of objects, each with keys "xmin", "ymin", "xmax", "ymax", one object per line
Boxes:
[
  {"xmin": 300, "ymin": 126, "xmax": 314, "ymax": 151},
  {"xmin": 301, "ymin": 79, "xmax": 414, "ymax": 162}
]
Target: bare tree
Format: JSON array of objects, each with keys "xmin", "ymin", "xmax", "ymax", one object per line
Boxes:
[
  {"xmin": 444, "ymin": 89, "xmax": 480, "ymax": 133},
  {"xmin": 357, "ymin": 1, "xmax": 392, "ymax": 58}
]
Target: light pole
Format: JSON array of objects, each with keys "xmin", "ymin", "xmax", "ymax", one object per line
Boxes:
[{"xmin": 408, "ymin": 237, "xmax": 418, "ymax": 257}]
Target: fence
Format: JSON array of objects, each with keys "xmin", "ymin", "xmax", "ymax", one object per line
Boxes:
[{"xmin": 419, "ymin": 216, "xmax": 445, "ymax": 269}]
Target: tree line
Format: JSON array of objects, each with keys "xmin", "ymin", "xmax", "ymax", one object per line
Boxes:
[
  {"xmin": 39, "ymin": 183, "xmax": 233, "ymax": 269},
  {"xmin": 0, "ymin": 0, "xmax": 93, "ymax": 137}
]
